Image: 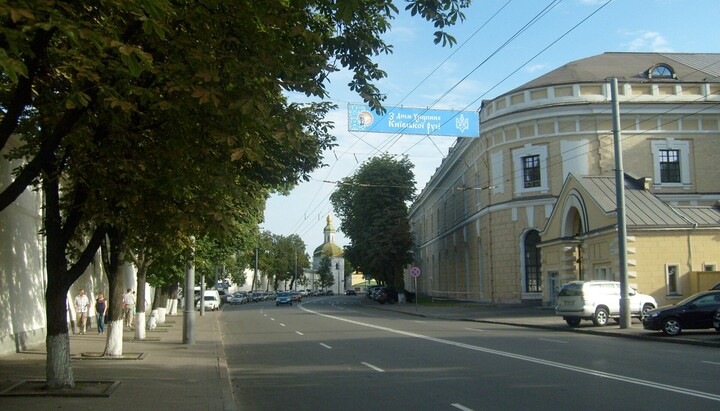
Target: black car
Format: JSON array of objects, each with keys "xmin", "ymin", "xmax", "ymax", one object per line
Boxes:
[
  {"xmin": 344, "ymin": 289, "xmax": 357, "ymax": 295},
  {"xmin": 642, "ymin": 290, "xmax": 720, "ymax": 336}
]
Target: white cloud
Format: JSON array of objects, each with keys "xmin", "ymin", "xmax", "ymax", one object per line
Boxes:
[
  {"xmin": 525, "ymin": 64, "xmax": 547, "ymax": 74},
  {"xmin": 621, "ymin": 30, "xmax": 674, "ymax": 52}
]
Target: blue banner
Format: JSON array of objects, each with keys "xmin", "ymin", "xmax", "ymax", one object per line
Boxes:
[{"xmin": 348, "ymin": 104, "xmax": 479, "ymax": 137}]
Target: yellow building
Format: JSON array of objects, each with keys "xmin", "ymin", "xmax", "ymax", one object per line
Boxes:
[
  {"xmin": 408, "ymin": 52, "xmax": 720, "ymax": 305},
  {"xmin": 539, "ymin": 173, "xmax": 720, "ymax": 307}
]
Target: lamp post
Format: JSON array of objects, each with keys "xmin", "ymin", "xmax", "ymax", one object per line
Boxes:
[{"xmin": 336, "ymin": 262, "xmax": 340, "ymax": 295}]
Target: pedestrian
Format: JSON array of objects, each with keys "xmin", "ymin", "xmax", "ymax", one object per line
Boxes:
[
  {"xmin": 122, "ymin": 288, "xmax": 136, "ymax": 328},
  {"xmin": 95, "ymin": 292, "xmax": 108, "ymax": 335},
  {"xmin": 74, "ymin": 289, "xmax": 90, "ymax": 335}
]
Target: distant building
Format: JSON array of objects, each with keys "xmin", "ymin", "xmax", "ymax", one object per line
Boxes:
[
  {"xmin": 408, "ymin": 52, "xmax": 720, "ymax": 307},
  {"xmin": 312, "ymin": 215, "xmax": 345, "ymax": 294}
]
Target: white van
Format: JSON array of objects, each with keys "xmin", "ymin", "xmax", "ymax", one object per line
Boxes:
[{"xmin": 196, "ymin": 289, "xmax": 222, "ymax": 311}]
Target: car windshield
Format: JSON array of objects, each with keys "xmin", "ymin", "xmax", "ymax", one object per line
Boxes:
[{"xmin": 277, "ymin": 293, "xmax": 289, "ymax": 297}]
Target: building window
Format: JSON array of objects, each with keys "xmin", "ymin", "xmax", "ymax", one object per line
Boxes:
[
  {"xmin": 595, "ymin": 267, "xmax": 611, "ymax": 281},
  {"xmin": 648, "ymin": 63, "xmax": 675, "ymax": 79},
  {"xmin": 512, "ymin": 144, "xmax": 548, "ymax": 194},
  {"xmin": 666, "ymin": 264, "xmax": 680, "ymax": 295},
  {"xmin": 659, "ymin": 149, "xmax": 681, "ymax": 183},
  {"xmin": 522, "ymin": 155, "xmax": 541, "ymax": 188},
  {"xmin": 524, "ymin": 230, "xmax": 542, "ymax": 293},
  {"xmin": 651, "ymin": 139, "xmax": 690, "ymax": 187},
  {"xmin": 704, "ymin": 263, "xmax": 717, "ymax": 271}
]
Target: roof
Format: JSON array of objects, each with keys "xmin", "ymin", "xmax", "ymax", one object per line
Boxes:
[
  {"xmin": 508, "ymin": 52, "xmax": 720, "ymax": 94},
  {"xmin": 575, "ymin": 175, "xmax": 720, "ymax": 229},
  {"xmin": 313, "ymin": 242, "xmax": 343, "ymax": 257}
]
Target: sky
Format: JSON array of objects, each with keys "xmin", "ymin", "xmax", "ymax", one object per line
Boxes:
[{"xmin": 262, "ymin": 0, "xmax": 720, "ymax": 256}]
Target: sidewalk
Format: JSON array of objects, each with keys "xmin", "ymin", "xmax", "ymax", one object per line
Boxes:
[
  {"xmin": 361, "ymin": 298, "xmax": 720, "ymax": 348},
  {"xmin": 0, "ymin": 310, "xmax": 235, "ymax": 411}
]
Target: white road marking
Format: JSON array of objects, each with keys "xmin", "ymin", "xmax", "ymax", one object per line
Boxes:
[
  {"xmin": 414, "ymin": 320, "xmax": 427, "ymax": 324},
  {"xmin": 538, "ymin": 338, "xmax": 567, "ymax": 344},
  {"xmin": 280, "ymin": 323, "xmax": 286, "ymax": 327},
  {"xmin": 270, "ymin": 318, "xmax": 275, "ymax": 321},
  {"xmin": 299, "ymin": 305, "xmax": 720, "ymax": 402},
  {"xmin": 295, "ymin": 331, "xmax": 304, "ymax": 335},
  {"xmin": 451, "ymin": 403, "xmax": 474, "ymax": 411},
  {"xmin": 320, "ymin": 343, "xmax": 332, "ymax": 349},
  {"xmin": 464, "ymin": 327, "xmax": 484, "ymax": 332},
  {"xmin": 701, "ymin": 361, "xmax": 720, "ymax": 366},
  {"xmin": 361, "ymin": 362, "xmax": 385, "ymax": 372}
]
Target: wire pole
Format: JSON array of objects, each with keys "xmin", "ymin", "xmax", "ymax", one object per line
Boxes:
[{"xmin": 611, "ymin": 78, "xmax": 631, "ymax": 329}]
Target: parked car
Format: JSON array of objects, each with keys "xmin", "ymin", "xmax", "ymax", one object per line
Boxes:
[
  {"xmin": 275, "ymin": 292, "xmax": 292, "ymax": 306},
  {"xmin": 290, "ymin": 292, "xmax": 302, "ymax": 302},
  {"xmin": 326, "ymin": 290, "xmax": 334, "ymax": 296},
  {"xmin": 345, "ymin": 289, "xmax": 357, "ymax": 296},
  {"xmin": 367, "ymin": 286, "xmax": 382, "ymax": 298},
  {"xmin": 713, "ymin": 308, "xmax": 720, "ymax": 332},
  {"xmin": 228, "ymin": 292, "xmax": 248, "ymax": 305},
  {"xmin": 555, "ymin": 281, "xmax": 657, "ymax": 327},
  {"xmin": 643, "ymin": 290, "xmax": 720, "ymax": 336}
]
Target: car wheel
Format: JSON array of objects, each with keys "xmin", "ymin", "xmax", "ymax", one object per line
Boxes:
[
  {"xmin": 641, "ymin": 304, "xmax": 655, "ymax": 320},
  {"xmin": 662, "ymin": 318, "xmax": 682, "ymax": 336},
  {"xmin": 565, "ymin": 318, "xmax": 581, "ymax": 327},
  {"xmin": 592, "ymin": 307, "xmax": 609, "ymax": 326}
]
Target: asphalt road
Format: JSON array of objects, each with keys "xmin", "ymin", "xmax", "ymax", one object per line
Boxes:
[{"xmin": 221, "ymin": 295, "xmax": 720, "ymax": 411}]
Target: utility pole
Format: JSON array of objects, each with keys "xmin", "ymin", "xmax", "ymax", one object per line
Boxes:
[{"xmin": 611, "ymin": 78, "xmax": 631, "ymax": 329}]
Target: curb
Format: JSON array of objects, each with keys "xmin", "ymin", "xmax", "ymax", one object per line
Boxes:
[{"xmin": 363, "ymin": 301, "xmax": 720, "ymax": 348}]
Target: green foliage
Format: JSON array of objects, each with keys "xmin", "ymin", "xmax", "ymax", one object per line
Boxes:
[
  {"xmin": 316, "ymin": 255, "xmax": 335, "ymax": 290},
  {"xmin": 0, "ymin": 0, "xmax": 469, "ymax": 386},
  {"xmin": 330, "ymin": 154, "xmax": 415, "ymax": 290}
]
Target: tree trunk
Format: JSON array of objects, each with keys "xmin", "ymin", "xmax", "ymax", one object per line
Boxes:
[
  {"xmin": 167, "ymin": 282, "xmax": 179, "ymax": 316},
  {"xmin": 134, "ymin": 265, "xmax": 147, "ymax": 340},
  {"xmin": 102, "ymin": 227, "xmax": 126, "ymax": 357},
  {"xmin": 45, "ymin": 276, "xmax": 73, "ymax": 388}
]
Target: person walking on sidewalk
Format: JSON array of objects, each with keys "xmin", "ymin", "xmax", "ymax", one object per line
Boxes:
[
  {"xmin": 74, "ymin": 289, "xmax": 90, "ymax": 334},
  {"xmin": 95, "ymin": 292, "xmax": 108, "ymax": 335},
  {"xmin": 123, "ymin": 288, "xmax": 136, "ymax": 328}
]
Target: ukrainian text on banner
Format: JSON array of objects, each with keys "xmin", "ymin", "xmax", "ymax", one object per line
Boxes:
[{"xmin": 347, "ymin": 104, "xmax": 479, "ymax": 137}]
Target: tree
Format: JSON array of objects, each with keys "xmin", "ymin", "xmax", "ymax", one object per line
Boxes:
[
  {"xmin": 316, "ymin": 255, "xmax": 335, "ymax": 291},
  {"xmin": 0, "ymin": 0, "xmax": 470, "ymax": 389},
  {"xmin": 330, "ymin": 154, "xmax": 415, "ymax": 290}
]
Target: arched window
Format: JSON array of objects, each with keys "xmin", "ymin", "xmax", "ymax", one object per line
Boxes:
[
  {"xmin": 648, "ymin": 63, "xmax": 675, "ymax": 79},
  {"xmin": 524, "ymin": 230, "xmax": 542, "ymax": 293}
]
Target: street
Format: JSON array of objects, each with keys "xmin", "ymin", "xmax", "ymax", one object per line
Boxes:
[{"xmin": 221, "ymin": 295, "xmax": 720, "ymax": 411}]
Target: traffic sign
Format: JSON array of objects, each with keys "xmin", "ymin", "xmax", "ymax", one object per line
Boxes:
[{"xmin": 410, "ymin": 266, "xmax": 421, "ymax": 278}]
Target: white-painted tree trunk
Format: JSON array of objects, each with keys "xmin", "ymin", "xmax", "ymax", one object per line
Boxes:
[
  {"xmin": 134, "ymin": 312, "xmax": 146, "ymax": 340},
  {"xmin": 104, "ymin": 320, "xmax": 124, "ymax": 356},
  {"xmin": 157, "ymin": 307, "xmax": 167, "ymax": 324},
  {"xmin": 147, "ymin": 309, "xmax": 159, "ymax": 330},
  {"xmin": 46, "ymin": 333, "xmax": 74, "ymax": 387},
  {"xmin": 167, "ymin": 298, "xmax": 178, "ymax": 316}
]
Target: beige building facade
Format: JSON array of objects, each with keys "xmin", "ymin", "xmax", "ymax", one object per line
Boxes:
[{"xmin": 408, "ymin": 52, "xmax": 720, "ymax": 306}]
